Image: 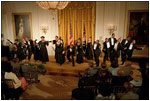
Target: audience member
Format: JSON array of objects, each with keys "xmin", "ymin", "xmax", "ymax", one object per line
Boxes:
[
  {"xmin": 95, "ymin": 83, "xmax": 115, "ymax": 100},
  {"xmin": 117, "ymin": 82, "xmax": 139, "ymax": 100},
  {"xmin": 129, "ymin": 70, "xmax": 142, "ymax": 87},
  {"xmin": 108, "ymin": 61, "xmax": 120, "ymax": 76},
  {"xmin": 96, "ymin": 62, "xmax": 112, "ymax": 84}
]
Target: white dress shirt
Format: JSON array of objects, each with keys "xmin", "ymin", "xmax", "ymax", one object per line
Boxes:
[
  {"xmin": 5, "ymin": 72, "xmax": 21, "ymax": 89},
  {"xmin": 70, "ymin": 48, "xmax": 72, "ymax": 52},
  {"xmin": 111, "ymin": 38, "xmax": 114, "ymax": 45},
  {"xmin": 94, "ymin": 43, "xmax": 97, "ymax": 50},
  {"xmin": 114, "ymin": 42, "xmax": 118, "ymax": 51},
  {"xmin": 106, "ymin": 42, "xmax": 110, "ymax": 48},
  {"xmin": 125, "ymin": 40, "xmax": 128, "ymax": 45},
  {"xmin": 129, "ymin": 43, "xmax": 133, "ymax": 50}
]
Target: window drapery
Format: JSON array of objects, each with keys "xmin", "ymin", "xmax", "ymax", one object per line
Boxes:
[{"xmin": 58, "ymin": 2, "xmax": 96, "ymax": 46}]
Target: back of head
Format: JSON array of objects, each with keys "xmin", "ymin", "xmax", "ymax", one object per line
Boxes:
[
  {"xmin": 124, "ymin": 82, "xmax": 133, "ymax": 92},
  {"xmin": 111, "ymin": 61, "xmax": 119, "ymax": 68},
  {"xmin": 101, "ymin": 62, "xmax": 107, "ymax": 70},
  {"xmin": 3, "ymin": 62, "xmax": 13, "ymax": 72},
  {"xmin": 125, "ymin": 61, "xmax": 132, "ymax": 67},
  {"xmin": 88, "ymin": 62, "xmax": 94, "ymax": 68},
  {"xmin": 2, "ymin": 57, "xmax": 8, "ymax": 62},
  {"xmin": 117, "ymin": 69, "xmax": 124, "ymax": 76}
]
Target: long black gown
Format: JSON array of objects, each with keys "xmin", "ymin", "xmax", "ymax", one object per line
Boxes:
[
  {"xmin": 76, "ymin": 44, "xmax": 84, "ymax": 64},
  {"xmin": 55, "ymin": 44, "xmax": 65, "ymax": 65},
  {"xmin": 85, "ymin": 42, "xmax": 93, "ymax": 60},
  {"xmin": 38, "ymin": 41, "xmax": 49, "ymax": 62},
  {"xmin": 33, "ymin": 44, "xmax": 40, "ymax": 61}
]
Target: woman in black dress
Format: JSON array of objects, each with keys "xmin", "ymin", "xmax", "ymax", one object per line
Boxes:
[
  {"xmin": 55, "ymin": 39, "xmax": 65, "ymax": 65},
  {"xmin": 38, "ymin": 36, "xmax": 49, "ymax": 63},
  {"xmin": 33, "ymin": 40, "xmax": 40, "ymax": 61},
  {"xmin": 85, "ymin": 37, "xmax": 93, "ymax": 60},
  {"xmin": 76, "ymin": 39, "xmax": 84, "ymax": 64}
]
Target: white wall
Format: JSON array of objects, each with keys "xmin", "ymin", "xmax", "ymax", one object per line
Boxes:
[
  {"xmin": 95, "ymin": 1, "xmax": 149, "ymax": 44},
  {"xmin": 2, "ymin": 1, "xmax": 58, "ymax": 55}
]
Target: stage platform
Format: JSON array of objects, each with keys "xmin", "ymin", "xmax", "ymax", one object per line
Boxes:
[
  {"xmin": 30, "ymin": 56, "xmax": 144, "ymax": 77},
  {"xmin": 30, "ymin": 56, "xmax": 112, "ymax": 77}
]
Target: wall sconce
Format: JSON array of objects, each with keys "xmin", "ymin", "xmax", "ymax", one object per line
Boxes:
[
  {"xmin": 107, "ymin": 24, "xmax": 117, "ymax": 35},
  {"xmin": 41, "ymin": 25, "xmax": 48, "ymax": 34}
]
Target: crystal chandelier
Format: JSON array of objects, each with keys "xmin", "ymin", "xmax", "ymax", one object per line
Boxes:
[{"xmin": 36, "ymin": 1, "xmax": 70, "ymax": 11}]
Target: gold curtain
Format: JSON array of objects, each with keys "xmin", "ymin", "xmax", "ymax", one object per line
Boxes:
[{"xmin": 58, "ymin": 2, "xmax": 96, "ymax": 46}]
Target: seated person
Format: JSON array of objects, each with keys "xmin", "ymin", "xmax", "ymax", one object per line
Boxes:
[
  {"xmin": 111, "ymin": 69, "xmax": 129, "ymax": 86},
  {"xmin": 117, "ymin": 82, "xmax": 139, "ymax": 100},
  {"xmin": 4, "ymin": 62, "xmax": 28, "ymax": 91},
  {"xmin": 122, "ymin": 61, "xmax": 135, "ymax": 76},
  {"xmin": 95, "ymin": 82, "xmax": 115, "ymax": 100},
  {"xmin": 96, "ymin": 62, "xmax": 112, "ymax": 84},
  {"xmin": 79, "ymin": 62, "xmax": 98, "ymax": 78},
  {"xmin": 108, "ymin": 60, "xmax": 120, "ymax": 76},
  {"xmin": 129, "ymin": 70, "xmax": 142, "ymax": 87}
]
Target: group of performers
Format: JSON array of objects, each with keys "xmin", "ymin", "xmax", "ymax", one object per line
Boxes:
[{"xmin": 3, "ymin": 33, "xmax": 143, "ymax": 66}]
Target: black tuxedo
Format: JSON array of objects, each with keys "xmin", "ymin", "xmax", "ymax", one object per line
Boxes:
[
  {"xmin": 111, "ymin": 42, "xmax": 122, "ymax": 62},
  {"xmin": 127, "ymin": 43, "xmax": 142, "ymax": 60},
  {"xmin": 25, "ymin": 40, "xmax": 33, "ymax": 60},
  {"xmin": 67, "ymin": 45, "xmax": 75, "ymax": 66},
  {"xmin": 102, "ymin": 42, "xmax": 110, "ymax": 62},
  {"xmin": 121, "ymin": 39, "xmax": 131, "ymax": 64},
  {"xmin": 93, "ymin": 43, "xmax": 101, "ymax": 66},
  {"xmin": 108, "ymin": 37, "xmax": 117, "ymax": 48},
  {"xmin": 108, "ymin": 37, "xmax": 117, "ymax": 61}
]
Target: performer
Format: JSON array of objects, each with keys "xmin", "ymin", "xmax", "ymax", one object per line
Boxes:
[
  {"xmin": 121, "ymin": 36, "xmax": 131, "ymax": 65},
  {"xmin": 103, "ymin": 38, "xmax": 110, "ymax": 62},
  {"xmin": 109, "ymin": 33, "xmax": 117, "ymax": 61},
  {"xmin": 111, "ymin": 38, "xmax": 122, "ymax": 63},
  {"xmin": 32, "ymin": 40, "xmax": 40, "ymax": 61},
  {"xmin": 82, "ymin": 33, "xmax": 86, "ymax": 57},
  {"xmin": 55, "ymin": 39, "xmax": 65, "ymax": 65},
  {"xmin": 126, "ymin": 39, "xmax": 142, "ymax": 60},
  {"xmin": 67, "ymin": 44, "xmax": 75, "ymax": 66},
  {"xmin": 38, "ymin": 36, "xmax": 49, "ymax": 64},
  {"xmin": 93, "ymin": 40, "xmax": 101, "ymax": 67},
  {"xmin": 59, "ymin": 36, "xmax": 64, "ymax": 46},
  {"xmin": 6, "ymin": 39, "xmax": 17, "ymax": 59},
  {"xmin": 50, "ymin": 36, "xmax": 59, "ymax": 44},
  {"xmin": 85, "ymin": 37, "xmax": 93, "ymax": 60},
  {"xmin": 25, "ymin": 37, "xmax": 33, "ymax": 60},
  {"xmin": 19, "ymin": 41, "xmax": 27, "ymax": 61},
  {"xmin": 76, "ymin": 39, "xmax": 84, "ymax": 64}
]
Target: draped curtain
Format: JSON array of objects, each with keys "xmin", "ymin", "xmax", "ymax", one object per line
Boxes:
[{"xmin": 58, "ymin": 2, "xmax": 96, "ymax": 46}]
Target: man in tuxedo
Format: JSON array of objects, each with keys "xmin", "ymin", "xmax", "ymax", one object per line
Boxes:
[
  {"xmin": 109, "ymin": 33, "xmax": 117, "ymax": 61},
  {"xmin": 121, "ymin": 36, "xmax": 131, "ymax": 65},
  {"xmin": 93, "ymin": 40, "xmax": 101, "ymax": 67},
  {"xmin": 103, "ymin": 38, "xmax": 111, "ymax": 62},
  {"xmin": 25, "ymin": 37, "xmax": 33, "ymax": 60},
  {"xmin": 67, "ymin": 44, "xmax": 75, "ymax": 66},
  {"xmin": 111, "ymin": 38, "xmax": 122, "ymax": 63},
  {"xmin": 127, "ymin": 39, "xmax": 142, "ymax": 60}
]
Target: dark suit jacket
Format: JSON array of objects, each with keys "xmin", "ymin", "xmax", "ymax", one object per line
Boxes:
[
  {"xmin": 103, "ymin": 42, "xmax": 110, "ymax": 52},
  {"xmin": 108, "ymin": 37, "xmax": 117, "ymax": 47},
  {"xmin": 93, "ymin": 43, "xmax": 100, "ymax": 57},
  {"xmin": 127, "ymin": 43, "xmax": 142, "ymax": 52},
  {"xmin": 67, "ymin": 45, "xmax": 75, "ymax": 56},
  {"xmin": 113, "ymin": 42, "xmax": 122, "ymax": 57}
]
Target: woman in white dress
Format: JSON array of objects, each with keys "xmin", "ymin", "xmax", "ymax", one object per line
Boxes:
[{"xmin": 17, "ymin": 18, "xmax": 24, "ymax": 39}]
